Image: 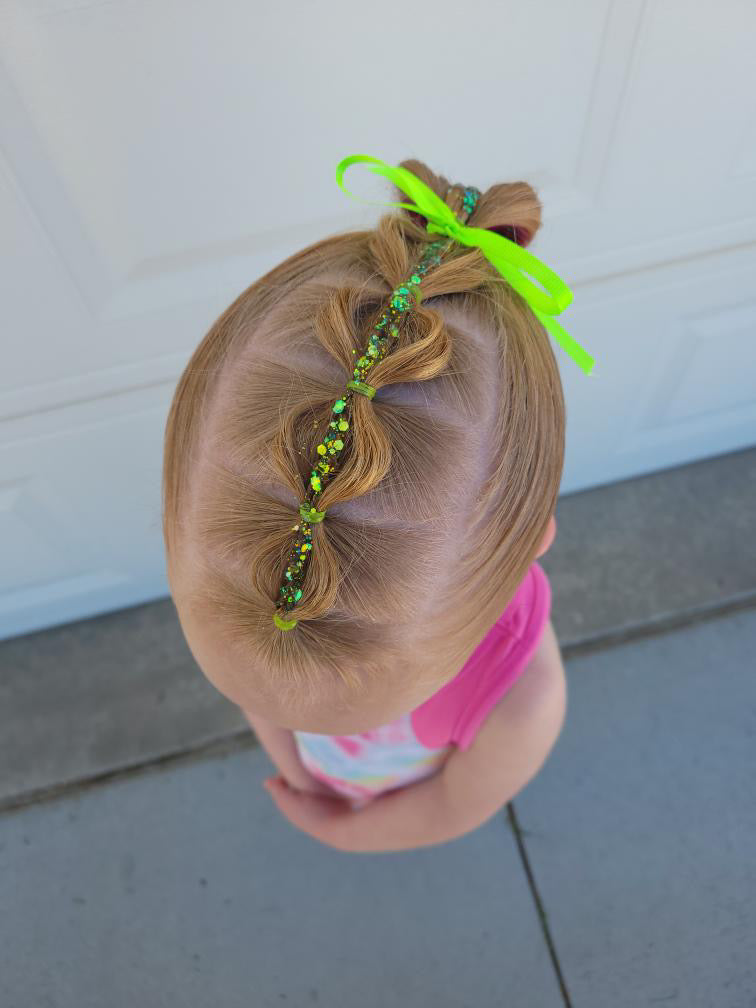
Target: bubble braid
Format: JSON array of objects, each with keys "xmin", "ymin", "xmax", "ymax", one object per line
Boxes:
[{"xmin": 272, "ymin": 154, "xmax": 594, "ymax": 630}]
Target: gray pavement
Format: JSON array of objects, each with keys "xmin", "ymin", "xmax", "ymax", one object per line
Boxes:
[
  {"xmin": 2, "ymin": 605, "xmax": 755, "ymax": 1007},
  {"xmin": 515, "ymin": 605, "xmax": 756, "ymax": 1007},
  {"xmin": 0, "ymin": 737, "xmax": 562, "ymax": 1008}
]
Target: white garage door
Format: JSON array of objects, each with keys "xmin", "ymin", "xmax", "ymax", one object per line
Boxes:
[{"xmin": 1, "ymin": 0, "xmax": 755, "ymax": 640}]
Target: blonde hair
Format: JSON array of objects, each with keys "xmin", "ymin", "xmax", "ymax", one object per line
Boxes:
[{"xmin": 162, "ymin": 157, "xmax": 565, "ymax": 718}]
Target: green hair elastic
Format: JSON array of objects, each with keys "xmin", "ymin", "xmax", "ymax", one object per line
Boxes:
[
  {"xmin": 299, "ymin": 503, "xmax": 326, "ymax": 523},
  {"xmin": 272, "ymin": 153, "xmax": 594, "ymax": 630},
  {"xmin": 346, "ymin": 379, "xmax": 376, "ymax": 399}
]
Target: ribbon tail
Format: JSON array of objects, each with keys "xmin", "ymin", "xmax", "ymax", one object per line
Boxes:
[{"xmin": 534, "ymin": 309, "xmax": 595, "ymax": 376}]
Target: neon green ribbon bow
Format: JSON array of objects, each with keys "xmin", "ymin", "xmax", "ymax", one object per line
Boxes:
[{"xmin": 335, "ymin": 154, "xmax": 595, "ymax": 376}]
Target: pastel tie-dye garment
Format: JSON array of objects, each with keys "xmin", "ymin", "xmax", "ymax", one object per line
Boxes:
[
  {"xmin": 293, "ymin": 561, "xmax": 552, "ymax": 811},
  {"xmin": 294, "ymin": 713, "xmax": 453, "ymax": 810}
]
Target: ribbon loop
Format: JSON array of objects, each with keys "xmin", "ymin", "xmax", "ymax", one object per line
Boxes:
[{"xmin": 335, "ymin": 154, "xmax": 595, "ymax": 376}]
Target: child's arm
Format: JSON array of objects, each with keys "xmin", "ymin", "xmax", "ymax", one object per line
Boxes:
[
  {"xmin": 241, "ymin": 707, "xmax": 338, "ymax": 797},
  {"xmin": 438, "ymin": 618, "xmax": 567, "ymax": 837},
  {"xmin": 332, "ymin": 619, "xmax": 567, "ymax": 853}
]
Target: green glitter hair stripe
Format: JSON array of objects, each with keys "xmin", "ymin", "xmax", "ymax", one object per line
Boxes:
[{"xmin": 272, "ymin": 171, "xmax": 482, "ymax": 630}]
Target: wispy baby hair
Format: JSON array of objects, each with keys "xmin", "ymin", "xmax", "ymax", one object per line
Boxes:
[{"xmin": 162, "ymin": 155, "xmax": 567, "ymax": 719}]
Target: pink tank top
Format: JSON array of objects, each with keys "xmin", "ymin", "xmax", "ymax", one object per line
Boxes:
[{"xmin": 293, "ymin": 561, "xmax": 552, "ymax": 808}]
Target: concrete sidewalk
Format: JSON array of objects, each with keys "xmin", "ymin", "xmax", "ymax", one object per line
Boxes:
[{"xmin": 2, "ymin": 605, "xmax": 754, "ymax": 1007}]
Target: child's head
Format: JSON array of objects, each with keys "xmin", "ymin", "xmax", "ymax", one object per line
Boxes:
[{"xmin": 162, "ymin": 157, "xmax": 565, "ymax": 734}]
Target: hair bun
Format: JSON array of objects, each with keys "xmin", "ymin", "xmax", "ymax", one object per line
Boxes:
[
  {"xmin": 470, "ymin": 180, "xmax": 542, "ymax": 249},
  {"xmin": 392, "ymin": 159, "xmax": 542, "ymax": 251}
]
